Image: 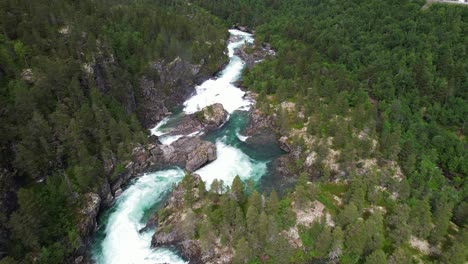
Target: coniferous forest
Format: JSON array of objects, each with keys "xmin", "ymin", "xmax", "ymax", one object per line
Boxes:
[
  {"xmin": 0, "ymin": 0, "xmax": 227, "ymax": 262},
  {"xmin": 0, "ymin": 0, "xmax": 467, "ymax": 263}
]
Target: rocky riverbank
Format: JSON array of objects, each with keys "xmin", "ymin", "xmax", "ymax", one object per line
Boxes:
[
  {"xmin": 75, "ymin": 104, "xmax": 229, "ymax": 263},
  {"xmin": 85, "ymin": 29, "xmax": 289, "ymax": 264},
  {"xmin": 150, "ymin": 174, "xmax": 234, "ymax": 264},
  {"xmin": 145, "ymin": 101, "xmax": 300, "ymax": 263},
  {"xmin": 137, "ymin": 56, "xmax": 228, "ymax": 129}
]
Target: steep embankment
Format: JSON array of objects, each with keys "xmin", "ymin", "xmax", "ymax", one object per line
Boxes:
[
  {"xmin": 91, "ymin": 29, "xmax": 286, "ymax": 264},
  {"xmin": 0, "ymin": 1, "xmax": 228, "ymax": 263}
]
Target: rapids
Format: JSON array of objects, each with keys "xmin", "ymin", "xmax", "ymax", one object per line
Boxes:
[{"xmin": 92, "ymin": 29, "xmax": 281, "ymax": 263}]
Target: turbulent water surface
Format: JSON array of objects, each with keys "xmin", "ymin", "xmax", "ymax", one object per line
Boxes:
[{"xmin": 92, "ymin": 29, "xmax": 281, "ymax": 263}]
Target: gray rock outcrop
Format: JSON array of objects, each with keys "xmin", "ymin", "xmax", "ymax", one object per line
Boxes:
[
  {"xmin": 234, "ymin": 42, "xmax": 275, "ymax": 69},
  {"xmin": 164, "ymin": 103, "xmax": 229, "ymax": 137},
  {"xmin": 160, "ymin": 136, "xmax": 217, "ymax": 172},
  {"xmin": 137, "ymin": 56, "xmax": 227, "ymax": 129}
]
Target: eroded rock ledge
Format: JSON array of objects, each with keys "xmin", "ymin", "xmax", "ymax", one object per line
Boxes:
[
  {"xmin": 150, "ymin": 174, "xmax": 233, "ymax": 264},
  {"xmin": 164, "ymin": 103, "xmax": 229, "ymax": 137}
]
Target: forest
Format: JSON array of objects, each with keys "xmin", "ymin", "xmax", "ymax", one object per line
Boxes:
[
  {"xmin": 0, "ymin": 0, "xmax": 226, "ymax": 262},
  {"xmin": 193, "ymin": 0, "xmax": 467, "ymax": 263},
  {"xmin": 0, "ymin": 0, "xmax": 466, "ymax": 263}
]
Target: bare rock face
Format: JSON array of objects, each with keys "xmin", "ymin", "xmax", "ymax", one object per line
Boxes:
[
  {"xmin": 244, "ymin": 108, "xmax": 279, "ymax": 152},
  {"xmin": 78, "ymin": 193, "xmax": 101, "ymax": 238},
  {"xmin": 73, "ymin": 193, "xmax": 101, "ymax": 263},
  {"xmin": 279, "ymin": 136, "xmax": 292, "ymax": 153},
  {"xmin": 98, "ymin": 178, "xmax": 114, "ymax": 208},
  {"xmin": 20, "ymin": 69, "xmax": 34, "ymax": 83},
  {"xmin": 179, "ymin": 240, "xmax": 203, "ymax": 263},
  {"xmin": 137, "ymin": 57, "xmax": 205, "ymax": 129},
  {"xmin": 162, "ymin": 136, "xmax": 217, "ymax": 172},
  {"xmin": 244, "ymin": 108, "xmax": 275, "ymax": 136}
]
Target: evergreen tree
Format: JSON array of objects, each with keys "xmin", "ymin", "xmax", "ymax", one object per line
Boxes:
[{"xmin": 365, "ymin": 249, "xmax": 387, "ymax": 264}]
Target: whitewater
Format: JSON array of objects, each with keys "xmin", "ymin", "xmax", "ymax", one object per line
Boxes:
[{"xmin": 92, "ymin": 29, "xmax": 267, "ymax": 264}]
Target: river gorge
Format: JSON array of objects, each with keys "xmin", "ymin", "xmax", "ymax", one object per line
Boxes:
[{"xmin": 91, "ymin": 30, "xmax": 283, "ymax": 263}]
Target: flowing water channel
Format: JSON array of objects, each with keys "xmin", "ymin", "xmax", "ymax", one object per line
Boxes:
[{"xmin": 91, "ymin": 29, "xmax": 283, "ymax": 264}]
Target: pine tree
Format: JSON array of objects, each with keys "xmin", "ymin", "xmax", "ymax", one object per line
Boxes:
[
  {"xmin": 364, "ymin": 249, "xmax": 387, "ymax": 264},
  {"xmin": 258, "ymin": 211, "xmax": 269, "ymax": 249},
  {"xmin": 232, "ymin": 237, "xmax": 251, "ymax": 264},
  {"xmin": 409, "ymin": 198, "xmax": 432, "ymax": 239},
  {"xmin": 337, "ymin": 203, "xmax": 359, "ymax": 227},
  {"xmin": 386, "ymin": 204, "xmax": 411, "ymax": 245},
  {"xmin": 248, "ymin": 191, "xmax": 262, "ymax": 212},
  {"xmin": 266, "ymin": 190, "xmax": 279, "ymax": 215},
  {"xmin": 231, "ymin": 176, "xmax": 245, "ymax": 203},
  {"xmin": 388, "ymin": 247, "xmax": 412, "ymax": 264},
  {"xmin": 364, "ymin": 212, "xmax": 384, "ymax": 254}
]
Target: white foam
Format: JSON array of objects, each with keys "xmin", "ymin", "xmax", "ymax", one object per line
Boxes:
[
  {"xmin": 236, "ymin": 132, "xmax": 249, "ymax": 142},
  {"xmin": 183, "ymin": 30, "xmax": 254, "ymax": 114},
  {"xmin": 149, "ymin": 117, "xmax": 171, "ymax": 136},
  {"xmin": 94, "ymin": 169, "xmax": 186, "ymax": 264},
  {"xmin": 159, "ymin": 135, "xmax": 183, "ymax": 145},
  {"xmin": 195, "ymin": 139, "xmax": 266, "ymax": 188},
  {"xmin": 97, "ymin": 29, "xmax": 261, "ymax": 264}
]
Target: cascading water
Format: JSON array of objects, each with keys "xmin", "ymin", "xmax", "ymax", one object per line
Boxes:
[
  {"xmin": 91, "ymin": 169, "xmax": 186, "ymax": 264},
  {"xmin": 92, "ymin": 29, "xmax": 281, "ymax": 263}
]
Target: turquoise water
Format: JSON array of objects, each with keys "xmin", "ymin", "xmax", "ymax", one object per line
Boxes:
[{"xmin": 91, "ymin": 29, "xmax": 284, "ymax": 263}]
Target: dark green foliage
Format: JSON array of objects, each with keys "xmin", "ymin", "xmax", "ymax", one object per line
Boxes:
[
  {"xmin": 1, "ymin": 0, "xmax": 467, "ymax": 262},
  {"xmin": 197, "ymin": 0, "xmax": 467, "ymax": 262},
  {"xmin": 0, "ymin": 0, "xmax": 227, "ymax": 262},
  {"xmin": 364, "ymin": 249, "xmax": 387, "ymax": 264}
]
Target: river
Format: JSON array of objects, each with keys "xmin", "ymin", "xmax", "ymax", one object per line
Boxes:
[{"xmin": 91, "ymin": 29, "xmax": 282, "ymax": 264}]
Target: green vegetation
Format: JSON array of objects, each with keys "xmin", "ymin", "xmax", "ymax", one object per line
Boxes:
[
  {"xmin": 1, "ymin": 0, "xmax": 467, "ymax": 263},
  {"xmin": 0, "ymin": 0, "xmax": 226, "ymax": 262},
  {"xmin": 176, "ymin": 172, "xmax": 463, "ymax": 263},
  {"xmin": 193, "ymin": 0, "xmax": 467, "ymax": 262}
]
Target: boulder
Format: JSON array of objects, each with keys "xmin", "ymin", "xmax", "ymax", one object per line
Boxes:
[
  {"xmin": 74, "ymin": 256, "xmax": 83, "ymax": 264},
  {"xmin": 234, "ymin": 41, "xmax": 275, "ymax": 69},
  {"xmin": 164, "ymin": 103, "xmax": 229, "ymax": 137},
  {"xmin": 162, "ymin": 137, "xmax": 217, "ymax": 172},
  {"xmin": 244, "ymin": 108, "xmax": 274, "ymax": 137},
  {"xmin": 279, "ymin": 136, "xmax": 292, "ymax": 153},
  {"xmin": 199, "ymin": 103, "xmax": 229, "ymax": 129},
  {"xmin": 186, "ymin": 142, "xmax": 217, "ymax": 171},
  {"xmin": 152, "ymin": 230, "xmax": 180, "ymax": 247}
]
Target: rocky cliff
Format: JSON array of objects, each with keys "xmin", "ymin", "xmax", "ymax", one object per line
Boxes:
[{"xmin": 137, "ymin": 56, "xmax": 228, "ymax": 129}]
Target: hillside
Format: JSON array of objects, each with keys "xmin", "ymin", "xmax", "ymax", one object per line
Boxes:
[
  {"xmin": 0, "ymin": 0, "xmax": 227, "ymax": 262},
  {"xmin": 0, "ymin": 0, "xmax": 467, "ymax": 263}
]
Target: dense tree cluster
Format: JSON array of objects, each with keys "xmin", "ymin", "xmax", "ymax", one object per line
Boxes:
[
  {"xmin": 193, "ymin": 0, "xmax": 467, "ymax": 262},
  {"xmin": 0, "ymin": 0, "xmax": 226, "ymax": 262},
  {"xmin": 0, "ymin": 0, "xmax": 466, "ymax": 263},
  {"xmin": 178, "ymin": 170, "xmax": 466, "ymax": 263}
]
